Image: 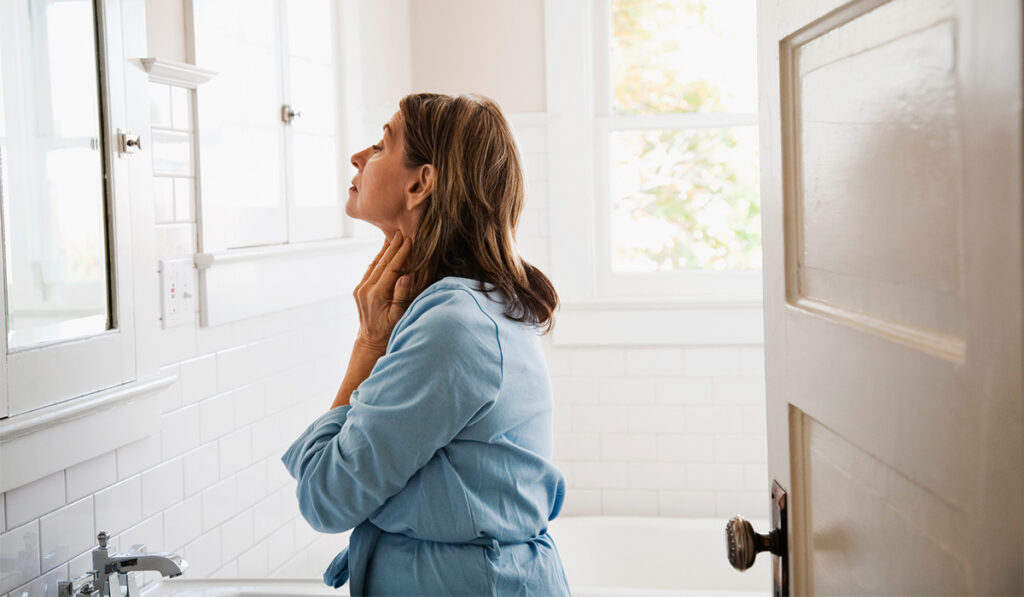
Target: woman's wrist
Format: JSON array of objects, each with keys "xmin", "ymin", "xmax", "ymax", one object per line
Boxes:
[
  {"xmin": 354, "ymin": 334, "xmax": 388, "ymax": 355},
  {"xmin": 331, "ymin": 337, "xmax": 387, "ymax": 409}
]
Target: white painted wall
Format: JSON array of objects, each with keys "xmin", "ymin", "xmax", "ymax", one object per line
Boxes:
[
  {"xmin": 355, "ymin": 0, "xmax": 415, "ymax": 120},
  {"xmin": 0, "ymin": 2, "xmax": 767, "ymax": 594},
  {"xmin": 409, "ymin": 0, "xmax": 547, "ymax": 112},
  {"xmin": 145, "ymin": 0, "xmax": 186, "ymax": 62}
]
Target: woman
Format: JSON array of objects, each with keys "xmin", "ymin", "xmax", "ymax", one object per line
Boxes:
[{"xmin": 282, "ymin": 93, "xmax": 571, "ymax": 596}]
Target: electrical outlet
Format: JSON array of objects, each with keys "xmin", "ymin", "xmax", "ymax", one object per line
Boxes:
[{"xmin": 160, "ymin": 258, "xmax": 194, "ymax": 328}]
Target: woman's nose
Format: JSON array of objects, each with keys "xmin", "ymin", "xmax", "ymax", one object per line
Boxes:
[{"xmin": 351, "ymin": 146, "xmax": 373, "ymax": 169}]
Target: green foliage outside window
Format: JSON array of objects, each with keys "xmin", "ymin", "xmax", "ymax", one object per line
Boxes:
[{"xmin": 611, "ymin": 0, "xmax": 761, "ymax": 271}]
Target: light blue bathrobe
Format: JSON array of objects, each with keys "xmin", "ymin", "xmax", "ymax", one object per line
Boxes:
[{"xmin": 282, "ymin": 276, "xmax": 571, "ymax": 596}]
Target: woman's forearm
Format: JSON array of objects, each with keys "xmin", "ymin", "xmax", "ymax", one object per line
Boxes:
[{"xmin": 331, "ymin": 339, "xmax": 387, "ymax": 409}]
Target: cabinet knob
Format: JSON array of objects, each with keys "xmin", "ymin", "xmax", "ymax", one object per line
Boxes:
[
  {"xmin": 117, "ymin": 129, "xmax": 142, "ymax": 157},
  {"xmin": 281, "ymin": 105, "xmax": 302, "ymax": 124}
]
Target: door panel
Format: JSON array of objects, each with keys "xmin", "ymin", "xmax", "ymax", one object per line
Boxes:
[
  {"xmin": 758, "ymin": 0, "xmax": 1022, "ymax": 593},
  {"xmin": 791, "ymin": 408, "xmax": 967, "ymax": 594},
  {"xmin": 786, "ymin": 0, "xmax": 965, "ymax": 353}
]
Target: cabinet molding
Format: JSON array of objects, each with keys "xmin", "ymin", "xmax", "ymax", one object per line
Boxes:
[
  {"xmin": 196, "ymin": 238, "xmax": 379, "ymax": 327},
  {"xmin": 0, "ymin": 374, "xmax": 174, "ymax": 493},
  {"xmin": 140, "ymin": 57, "xmax": 216, "ymax": 87}
]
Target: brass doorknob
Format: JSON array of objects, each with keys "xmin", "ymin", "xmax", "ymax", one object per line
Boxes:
[{"xmin": 725, "ymin": 515, "xmax": 782, "ymax": 571}]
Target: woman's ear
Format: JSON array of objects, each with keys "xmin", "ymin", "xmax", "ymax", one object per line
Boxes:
[{"xmin": 405, "ymin": 164, "xmax": 435, "ymax": 211}]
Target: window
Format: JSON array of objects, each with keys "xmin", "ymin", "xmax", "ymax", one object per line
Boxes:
[
  {"xmin": 604, "ymin": 0, "xmax": 760, "ymax": 274},
  {"xmin": 547, "ymin": 0, "xmax": 762, "ymax": 303}
]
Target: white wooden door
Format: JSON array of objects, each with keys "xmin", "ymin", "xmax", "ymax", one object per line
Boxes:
[{"xmin": 756, "ymin": 0, "xmax": 1022, "ymax": 593}]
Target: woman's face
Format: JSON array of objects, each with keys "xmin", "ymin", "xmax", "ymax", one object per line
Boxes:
[{"xmin": 347, "ymin": 111, "xmax": 421, "ymax": 239}]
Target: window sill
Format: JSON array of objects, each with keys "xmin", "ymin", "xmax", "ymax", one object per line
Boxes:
[
  {"xmin": 195, "ymin": 238, "xmax": 380, "ymax": 327},
  {"xmin": 552, "ymin": 297, "xmax": 764, "ymax": 346},
  {"xmin": 0, "ymin": 374, "xmax": 176, "ymax": 493}
]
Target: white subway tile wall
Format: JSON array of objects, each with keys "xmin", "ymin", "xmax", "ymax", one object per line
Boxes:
[
  {"xmin": 0, "ymin": 117, "xmax": 767, "ymax": 595},
  {"xmin": 66, "ymin": 453, "xmax": 117, "ymax": 503},
  {"xmin": 39, "ymin": 497, "xmax": 93, "ymax": 574},
  {"xmin": 5, "ymin": 472, "xmax": 65, "ymax": 530},
  {"xmin": 94, "ymin": 477, "xmax": 144, "ymax": 537},
  {"xmin": 545, "ymin": 341, "xmax": 768, "ymax": 520}
]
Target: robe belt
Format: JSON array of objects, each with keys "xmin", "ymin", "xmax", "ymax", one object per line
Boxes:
[{"xmin": 324, "ymin": 520, "xmax": 549, "ymax": 594}]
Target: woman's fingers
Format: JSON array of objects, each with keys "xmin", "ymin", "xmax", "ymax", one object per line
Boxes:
[
  {"xmin": 375, "ymin": 237, "xmax": 412, "ymax": 296},
  {"xmin": 366, "ymin": 233, "xmax": 404, "ymax": 287},
  {"xmin": 389, "ymin": 275, "xmax": 412, "ymax": 321},
  {"xmin": 358, "ymin": 236, "xmax": 391, "ymax": 286},
  {"xmin": 353, "ymin": 232, "xmax": 413, "ymax": 348}
]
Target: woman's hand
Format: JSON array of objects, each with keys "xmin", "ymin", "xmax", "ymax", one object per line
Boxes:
[{"xmin": 353, "ymin": 233, "xmax": 414, "ymax": 353}]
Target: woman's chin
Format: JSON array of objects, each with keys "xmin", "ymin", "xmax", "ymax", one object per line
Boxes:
[
  {"xmin": 344, "ymin": 201, "xmax": 365, "ymax": 222},
  {"xmin": 343, "ymin": 205, "xmax": 395, "ymax": 237}
]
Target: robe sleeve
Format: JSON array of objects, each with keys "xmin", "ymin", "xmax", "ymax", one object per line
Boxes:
[{"xmin": 281, "ymin": 287, "xmax": 504, "ymax": 533}]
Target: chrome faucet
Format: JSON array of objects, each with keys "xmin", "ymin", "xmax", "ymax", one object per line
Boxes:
[{"xmin": 58, "ymin": 531, "xmax": 188, "ymax": 597}]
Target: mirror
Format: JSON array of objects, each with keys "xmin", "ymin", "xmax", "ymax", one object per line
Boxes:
[{"xmin": 0, "ymin": 0, "xmax": 112, "ymax": 349}]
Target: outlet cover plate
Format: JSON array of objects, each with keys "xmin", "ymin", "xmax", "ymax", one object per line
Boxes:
[{"xmin": 160, "ymin": 258, "xmax": 194, "ymax": 328}]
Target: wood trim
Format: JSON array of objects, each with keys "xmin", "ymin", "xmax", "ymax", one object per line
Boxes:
[
  {"xmin": 198, "ymin": 238, "xmax": 378, "ymax": 327},
  {"xmin": 194, "ymin": 237, "xmax": 376, "ymax": 270},
  {"xmin": 0, "ymin": 374, "xmax": 174, "ymax": 493},
  {"xmin": 140, "ymin": 57, "xmax": 217, "ymax": 87}
]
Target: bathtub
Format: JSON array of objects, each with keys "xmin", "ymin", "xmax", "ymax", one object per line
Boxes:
[
  {"xmin": 145, "ymin": 516, "xmax": 771, "ymax": 596},
  {"xmin": 549, "ymin": 516, "xmax": 771, "ymax": 596}
]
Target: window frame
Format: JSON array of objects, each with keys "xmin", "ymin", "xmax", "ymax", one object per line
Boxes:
[{"xmin": 544, "ymin": 0, "xmax": 764, "ymax": 345}]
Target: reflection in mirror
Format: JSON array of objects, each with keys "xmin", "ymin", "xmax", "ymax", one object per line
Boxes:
[{"xmin": 0, "ymin": 0, "xmax": 111, "ymax": 349}]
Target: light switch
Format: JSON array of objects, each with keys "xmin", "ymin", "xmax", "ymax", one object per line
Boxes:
[{"xmin": 160, "ymin": 258, "xmax": 194, "ymax": 328}]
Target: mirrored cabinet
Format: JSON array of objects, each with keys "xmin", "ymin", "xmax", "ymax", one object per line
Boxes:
[
  {"xmin": 1, "ymin": 0, "xmax": 111, "ymax": 350},
  {"xmin": 0, "ymin": 0, "xmax": 139, "ymax": 420},
  {"xmin": 0, "ymin": 0, "xmax": 165, "ymax": 495}
]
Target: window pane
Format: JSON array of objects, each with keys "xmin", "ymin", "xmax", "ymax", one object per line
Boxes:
[
  {"xmin": 610, "ymin": 126, "xmax": 760, "ymax": 271},
  {"xmin": 2, "ymin": 0, "xmax": 110, "ymax": 348},
  {"xmin": 612, "ymin": 0, "xmax": 757, "ymax": 115}
]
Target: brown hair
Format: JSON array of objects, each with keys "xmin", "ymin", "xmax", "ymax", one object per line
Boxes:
[{"xmin": 395, "ymin": 93, "xmax": 558, "ymax": 333}]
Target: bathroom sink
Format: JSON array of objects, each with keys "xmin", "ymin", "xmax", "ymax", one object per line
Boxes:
[{"xmin": 141, "ymin": 579, "xmax": 345, "ymax": 596}]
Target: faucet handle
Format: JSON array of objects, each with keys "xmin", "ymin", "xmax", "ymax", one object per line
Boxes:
[
  {"xmin": 97, "ymin": 531, "xmax": 109, "ymax": 549},
  {"xmin": 58, "ymin": 571, "xmax": 97, "ymax": 597}
]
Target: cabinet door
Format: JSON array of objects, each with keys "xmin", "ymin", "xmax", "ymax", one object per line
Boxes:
[
  {"xmin": 192, "ymin": 0, "xmax": 288, "ymax": 252},
  {"xmin": 283, "ymin": 0, "xmax": 345, "ymax": 243},
  {"xmin": 192, "ymin": 0, "xmax": 347, "ymax": 251},
  {"xmin": 0, "ymin": 0, "xmax": 139, "ymax": 416}
]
